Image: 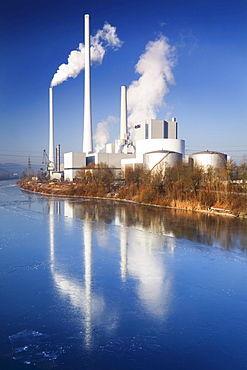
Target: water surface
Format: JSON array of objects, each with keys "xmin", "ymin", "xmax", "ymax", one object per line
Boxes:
[{"xmin": 0, "ymin": 180, "xmax": 247, "ymax": 369}]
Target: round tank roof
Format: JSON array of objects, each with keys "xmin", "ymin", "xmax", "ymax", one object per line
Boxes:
[
  {"xmin": 192, "ymin": 150, "xmax": 226, "ymax": 156},
  {"xmin": 145, "ymin": 150, "xmax": 179, "ymax": 155}
]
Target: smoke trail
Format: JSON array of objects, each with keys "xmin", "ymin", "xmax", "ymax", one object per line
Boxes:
[
  {"xmin": 127, "ymin": 35, "xmax": 176, "ymax": 128},
  {"xmin": 51, "ymin": 23, "xmax": 122, "ymax": 87},
  {"xmin": 94, "ymin": 116, "xmax": 117, "ymax": 153}
]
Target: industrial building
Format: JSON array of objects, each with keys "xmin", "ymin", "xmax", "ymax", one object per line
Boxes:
[{"xmin": 48, "ymin": 14, "xmax": 228, "ymax": 182}]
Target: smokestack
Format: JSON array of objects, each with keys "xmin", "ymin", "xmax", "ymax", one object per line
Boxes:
[
  {"xmin": 48, "ymin": 87, "xmax": 55, "ymax": 170},
  {"xmin": 83, "ymin": 14, "xmax": 93, "ymax": 154},
  {"xmin": 56, "ymin": 144, "xmax": 60, "ymax": 172},
  {"xmin": 120, "ymin": 85, "xmax": 127, "ymax": 140}
]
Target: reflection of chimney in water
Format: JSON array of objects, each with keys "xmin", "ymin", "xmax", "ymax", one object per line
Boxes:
[
  {"xmin": 64, "ymin": 200, "xmax": 74, "ymax": 219},
  {"xmin": 120, "ymin": 227, "xmax": 128, "ymax": 282},
  {"xmin": 115, "ymin": 207, "xmax": 128, "ymax": 282},
  {"xmin": 84, "ymin": 220, "xmax": 93, "ymax": 349},
  {"xmin": 48, "ymin": 202, "xmax": 97, "ymax": 352},
  {"xmin": 49, "ymin": 201, "xmax": 55, "ymax": 265}
]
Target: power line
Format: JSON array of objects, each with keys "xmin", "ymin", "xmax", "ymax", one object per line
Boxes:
[
  {"xmin": 0, "ymin": 153, "xmax": 42, "ymax": 158},
  {"xmin": 0, "ymin": 149, "xmax": 44, "ymax": 153},
  {"xmin": 186, "ymin": 150, "xmax": 247, "ymax": 153},
  {"xmin": 186, "ymin": 145, "xmax": 247, "ymax": 148}
]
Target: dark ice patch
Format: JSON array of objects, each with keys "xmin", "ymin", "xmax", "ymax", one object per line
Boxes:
[{"xmin": 8, "ymin": 330, "xmax": 67, "ymax": 367}]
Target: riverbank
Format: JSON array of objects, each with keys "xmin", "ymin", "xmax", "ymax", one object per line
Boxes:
[{"xmin": 19, "ymin": 179, "xmax": 247, "ymax": 218}]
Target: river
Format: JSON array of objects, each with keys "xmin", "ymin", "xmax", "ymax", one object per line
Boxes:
[{"xmin": 0, "ymin": 179, "xmax": 247, "ymax": 369}]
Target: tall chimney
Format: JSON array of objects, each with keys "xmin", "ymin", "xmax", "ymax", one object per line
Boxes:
[
  {"xmin": 83, "ymin": 14, "xmax": 93, "ymax": 154},
  {"xmin": 120, "ymin": 85, "xmax": 127, "ymax": 140},
  {"xmin": 48, "ymin": 87, "xmax": 55, "ymax": 170},
  {"xmin": 56, "ymin": 144, "xmax": 60, "ymax": 172}
]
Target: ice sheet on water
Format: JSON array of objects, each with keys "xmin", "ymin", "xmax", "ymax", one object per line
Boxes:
[
  {"xmin": 0, "ymin": 182, "xmax": 17, "ymax": 189},
  {"xmin": 8, "ymin": 329, "xmax": 47, "ymax": 344},
  {"xmin": 8, "ymin": 329, "xmax": 67, "ymax": 365}
]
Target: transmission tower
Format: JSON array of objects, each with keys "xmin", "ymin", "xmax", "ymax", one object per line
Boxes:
[
  {"xmin": 27, "ymin": 156, "xmax": 32, "ymax": 179},
  {"xmin": 42, "ymin": 149, "xmax": 48, "ymax": 165}
]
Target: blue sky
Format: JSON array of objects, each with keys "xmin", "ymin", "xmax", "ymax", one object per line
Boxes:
[{"xmin": 0, "ymin": 0, "xmax": 246, "ymax": 167}]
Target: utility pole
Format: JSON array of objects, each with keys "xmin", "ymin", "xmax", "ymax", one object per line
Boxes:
[{"xmin": 27, "ymin": 156, "xmax": 32, "ymax": 180}]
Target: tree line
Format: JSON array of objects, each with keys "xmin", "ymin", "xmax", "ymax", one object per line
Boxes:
[
  {"xmin": 20, "ymin": 158, "xmax": 247, "ymax": 216},
  {"xmin": 74, "ymin": 159, "xmax": 247, "ymax": 215}
]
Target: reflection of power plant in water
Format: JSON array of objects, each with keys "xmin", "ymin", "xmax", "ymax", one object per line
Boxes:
[
  {"xmin": 62, "ymin": 200, "xmax": 173, "ymax": 317},
  {"xmin": 127, "ymin": 229, "xmax": 171, "ymax": 317},
  {"xmin": 115, "ymin": 208, "xmax": 171, "ymax": 316},
  {"xmin": 83, "ymin": 220, "xmax": 93, "ymax": 348},
  {"xmin": 47, "ymin": 199, "xmax": 245, "ymax": 349},
  {"xmin": 120, "ymin": 227, "xmax": 128, "ymax": 282},
  {"xmin": 49, "ymin": 202, "xmax": 105, "ymax": 349},
  {"xmin": 49, "ymin": 202, "xmax": 55, "ymax": 265},
  {"xmin": 63, "ymin": 199, "xmax": 176, "ymax": 240}
]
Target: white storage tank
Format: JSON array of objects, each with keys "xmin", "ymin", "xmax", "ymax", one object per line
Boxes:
[
  {"xmin": 144, "ymin": 150, "xmax": 182, "ymax": 171},
  {"xmin": 190, "ymin": 151, "xmax": 227, "ymax": 168}
]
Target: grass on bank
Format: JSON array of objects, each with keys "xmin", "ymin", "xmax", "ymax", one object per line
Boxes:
[{"xmin": 19, "ymin": 160, "xmax": 247, "ymax": 217}]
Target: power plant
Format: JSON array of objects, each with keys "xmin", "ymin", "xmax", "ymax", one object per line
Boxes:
[{"xmin": 48, "ymin": 14, "xmax": 229, "ymax": 181}]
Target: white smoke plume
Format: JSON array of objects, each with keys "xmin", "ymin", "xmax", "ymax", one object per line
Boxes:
[
  {"xmin": 127, "ymin": 35, "xmax": 176, "ymax": 128},
  {"xmin": 93, "ymin": 116, "xmax": 117, "ymax": 153},
  {"xmin": 51, "ymin": 22, "xmax": 122, "ymax": 87}
]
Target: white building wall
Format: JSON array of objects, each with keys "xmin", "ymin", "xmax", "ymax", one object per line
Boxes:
[
  {"xmin": 133, "ymin": 119, "xmax": 174, "ymax": 143},
  {"xmin": 132, "ymin": 120, "xmax": 147, "ymax": 141},
  {"xmin": 133, "ymin": 119, "xmax": 170, "ymax": 142},
  {"xmin": 106, "ymin": 143, "xmax": 115, "ymax": 154},
  {"xmin": 95, "ymin": 153, "xmax": 135, "ymax": 168},
  {"xmin": 121, "ymin": 157, "xmax": 144, "ymax": 170},
  {"xmin": 135, "ymin": 139, "xmax": 185, "ymax": 161},
  {"xmin": 168, "ymin": 119, "xmax": 177, "ymax": 139},
  {"xmin": 64, "ymin": 152, "xmax": 86, "ymax": 181},
  {"xmin": 50, "ymin": 172, "xmax": 63, "ymax": 181},
  {"xmin": 149, "ymin": 120, "xmax": 166, "ymax": 139},
  {"xmin": 64, "ymin": 169, "xmax": 76, "ymax": 181}
]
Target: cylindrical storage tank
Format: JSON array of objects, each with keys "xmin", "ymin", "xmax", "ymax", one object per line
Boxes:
[
  {"xmin": 190, "ymin": 151, "xmax": 227, "ymax": 168},
  {"xmin": 144, "ymin": 151, "xmax": 182, "ymax": 171}
]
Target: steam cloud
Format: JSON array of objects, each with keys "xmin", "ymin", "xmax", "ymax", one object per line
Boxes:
[
  {"xmin": 93, "ymin": 116, "xmax": 117, "ymax": 153},
  {"xmin": 127, "ymin": 35, "xmax": 176, "ymax": 128},
  {"xmin": 51, "ymin": 23, "xmax": 122, "ymax": 87}
]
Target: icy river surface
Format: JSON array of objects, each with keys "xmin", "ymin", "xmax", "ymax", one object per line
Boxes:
[{"xmin": 0, "ymin": 180, "xmax": 247, "ymax": 369}]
